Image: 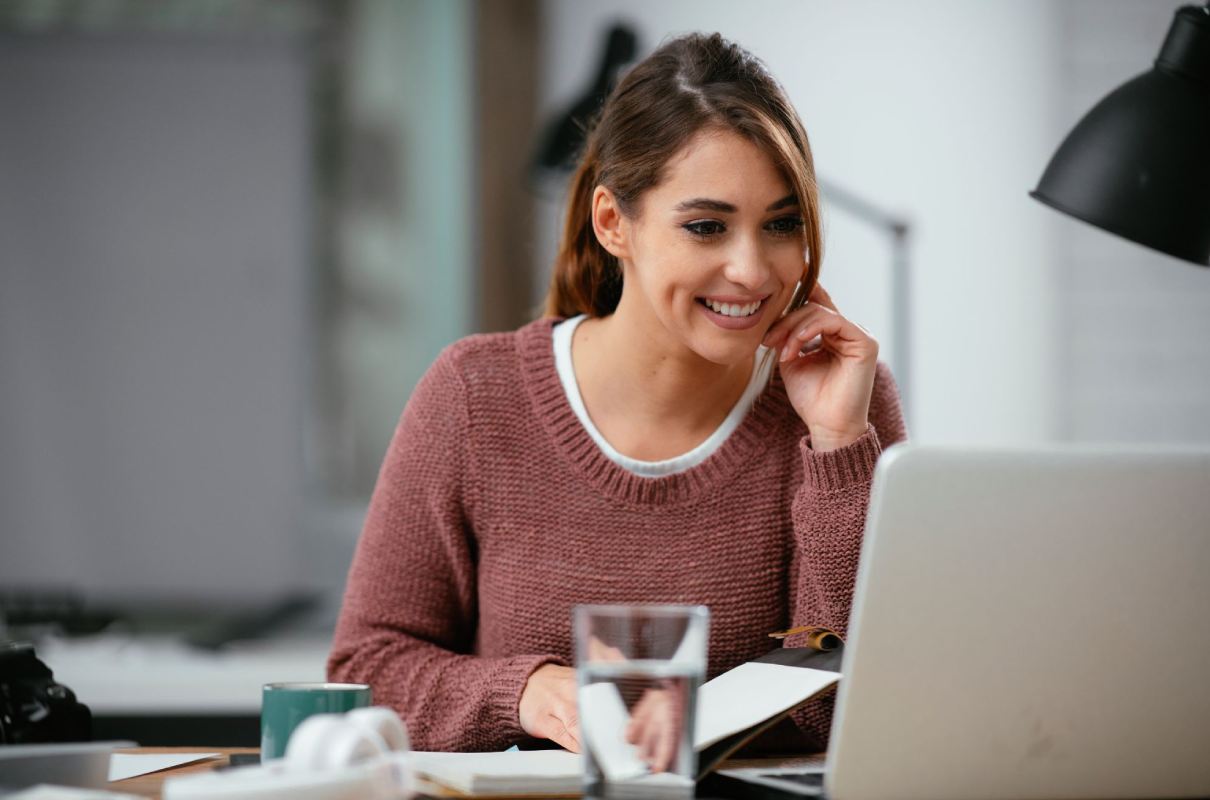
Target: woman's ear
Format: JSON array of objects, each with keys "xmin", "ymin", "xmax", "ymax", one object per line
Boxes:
[{"xmin": 591, "ymin": 185, "xmax": 631, "ymax": 259}]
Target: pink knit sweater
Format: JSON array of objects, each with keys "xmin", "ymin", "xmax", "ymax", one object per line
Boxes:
[{"xmin": 328, "ymin": 317, "xmax": 907, "ymax": 753}]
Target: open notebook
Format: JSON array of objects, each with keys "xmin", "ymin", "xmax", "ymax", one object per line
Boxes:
[{"xmin": 413, "ymin": 646, "xmax": 843, "ymax": 798}]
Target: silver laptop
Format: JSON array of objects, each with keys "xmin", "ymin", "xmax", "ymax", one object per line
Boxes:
[{"xmin": 724, "ymin": 444, "xmax": 1210, "ymax": 799}]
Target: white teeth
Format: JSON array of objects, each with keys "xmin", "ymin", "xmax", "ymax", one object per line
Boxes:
[{"xmin": 705, "ymin": 299, "xmax": 761, "ymax": 317}]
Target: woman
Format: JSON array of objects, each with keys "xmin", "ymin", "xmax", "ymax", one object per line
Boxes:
[{"xmin": 327, "ymin": 31, "xmax": 906, "ymax": 760}]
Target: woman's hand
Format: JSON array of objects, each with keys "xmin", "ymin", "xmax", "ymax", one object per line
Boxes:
[
  {"xmin": 624, "ymin": 685, "xmax": 684, "ymax": 773},
  {"xmin": 518, "ymin": 663, "xmax": 581, "ymax": 753},
  {"xmin": 762, "ymin": 283, "xmax": 879, "ymax": 451}
]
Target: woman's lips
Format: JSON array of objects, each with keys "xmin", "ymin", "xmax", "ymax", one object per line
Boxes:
[{"xmin": 695, "ymin": 297, "xmax": 768, "ymax": 330}]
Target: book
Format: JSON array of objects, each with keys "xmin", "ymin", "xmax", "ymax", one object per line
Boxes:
[{"xmin": 412, "ymin": 645, "xmax": 843, "ymax": 798}]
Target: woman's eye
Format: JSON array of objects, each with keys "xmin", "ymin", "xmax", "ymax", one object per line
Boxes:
[
  {"xmin": 683, "ymin": 220, "xmax": 726, "ymax": 239},
  {"xmin": 767, "ymin": 216, "xmax": 805, "ymax": 237}
]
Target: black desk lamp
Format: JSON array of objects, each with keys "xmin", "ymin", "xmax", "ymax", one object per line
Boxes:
[
  {"xmin": 1030, "ymin": 3, "xmax": 1210, "ymax": 267},
  {"xmin": 532, "ymin": 24, "xmax": 638, "ymax": 174}
]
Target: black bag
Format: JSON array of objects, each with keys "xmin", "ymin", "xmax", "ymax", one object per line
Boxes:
[{"xmin": 0, "ymin": 641, "xmax": 91, "ymax": 744}]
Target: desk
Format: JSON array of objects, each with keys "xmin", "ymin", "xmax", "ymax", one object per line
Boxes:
[
  {"xmin": 108, "ymin": 747, "xmax": 806, "ymax": 800},
  {"xmin": 111, "ymin": 748, "xmax": 256, "ymax": 799}
]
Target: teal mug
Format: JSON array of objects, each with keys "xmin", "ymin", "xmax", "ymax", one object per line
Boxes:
[{"xmin": 260, "ymin": 682, "xmax": 372, "ymax": 761}]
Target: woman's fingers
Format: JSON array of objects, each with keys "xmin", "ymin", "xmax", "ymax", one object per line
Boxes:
[
  {"xmin": 807, "ymin": 282, "xmax": 839, "ymax": 313},
  {"xmin": 625, "ymin": 688, "xmax": 681, "ymax": 773},
  {"xmin": 762, "ymin": 283, "xmax": 841, "ymax": 349},
  {"xmin": 561, "ymin": 703, "xmax": 581, "ymax": 753},
  {"xmin": 640, "ymin": 723, "xmax": 663, "ymax": 769},
  {"xmin": 545, "ymin": 706, "xmax": 581, "ymax": 753},
  {"xmin": 652, "ymin": 722, "xmax": 676, "ymax": 773},
  {"xmin": 780, "ymin": 311, "xmax": 842, "ymax": 363},
  {"xmin": 776, "ymin": 304, "xmax": 869, "ymax": 363},
  {"xmin": 587, "ymin": 636, "xmax": 627, "ymax": 663},
  {"xmin": 763, "ymin": 301, "xmax": 847, "ymax": 354},
  {"xmin": 637, "ymin": 709, "xmax": 675, "ymax": 773},
  {"xmin": 519, "ymin": 664, "xmax": 582, "ymax": 753},
  {"xmin": 762, "ymin": 302, "xmax": 819, "ymax": 351},
  {"xmin": 625, "ymin": 698, "xmax": 650, "ymax": 744}
]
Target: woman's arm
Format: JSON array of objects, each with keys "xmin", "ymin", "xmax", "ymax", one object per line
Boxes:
[
  {"xmin": 326, "ymin": 346, "xmax": 567, "ymax": 752},
  {"xmin": 784, "ymin": 360, "xmax": 908, "ymax": 749}
]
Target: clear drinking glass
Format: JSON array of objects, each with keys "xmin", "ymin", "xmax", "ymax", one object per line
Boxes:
[{"xmin": 573, "ymin": 604, "xmax": 709, "ymax": 799}]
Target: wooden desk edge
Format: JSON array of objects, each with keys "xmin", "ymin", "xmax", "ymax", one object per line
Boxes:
[
  {"xmin": 112, "ymin": 747, "xmax": 258, "ymax": 799},
  {"xmin": 109, "ymin": 746, "xmax": 824, "ymax": 799}
]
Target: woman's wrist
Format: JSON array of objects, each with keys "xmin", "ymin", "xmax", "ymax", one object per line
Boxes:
[{"xmin": 809, "ymin": 424, "xmax": 869, "ymax": 452}]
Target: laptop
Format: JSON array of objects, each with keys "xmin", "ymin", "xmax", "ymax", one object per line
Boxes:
[{"xmin": 721, "ymin": 444, "xmax": 1210, "ymax": 799}]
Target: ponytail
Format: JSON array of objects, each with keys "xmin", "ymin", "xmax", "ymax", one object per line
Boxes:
[{"xmin": 544, "ymin": 144, "xmax": 623, "ymax": 318}]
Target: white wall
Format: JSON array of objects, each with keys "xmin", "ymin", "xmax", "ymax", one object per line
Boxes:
[{"xmin": 535, "ymin": 0, "xmax": 1064, "ymax": 444}]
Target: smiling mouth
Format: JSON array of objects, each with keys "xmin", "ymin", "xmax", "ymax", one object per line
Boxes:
[{"xmin": 695, "ymin": 297, "xmax": 766, "ymax": 318}]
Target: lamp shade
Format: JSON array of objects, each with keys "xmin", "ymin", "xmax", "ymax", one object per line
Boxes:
[{"xmin": 1030, "ymin": 4, "xmax": 1210, "ymax": 267}]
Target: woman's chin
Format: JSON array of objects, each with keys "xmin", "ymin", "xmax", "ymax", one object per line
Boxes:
[{"xmin": 688, "ymin": 336, "xmax": 763, "ymax": 368}]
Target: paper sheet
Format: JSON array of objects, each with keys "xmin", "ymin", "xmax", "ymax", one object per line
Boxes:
[
  {"xmin": 7, "ymin": 788, "xmax": 144, "ymax": 800},
  {"xmin": 694, "ymin": 662, "xmax": 840, "ymax": 749},
  {"xmin": 578, "ymin": 682, "xmax": 650, "ymax": 782},
  {"xmin": 412, "ymin": 750, "xmax": 581, "ymax": 794},
  {"xmin": 108, "ymin": 752, "xmax": 221, "ymax": 782}
]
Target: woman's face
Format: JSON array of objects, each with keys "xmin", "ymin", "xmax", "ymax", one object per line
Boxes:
[{"xmin": 606, "ymin": 128, "xmax": 807, "ymax": 367}]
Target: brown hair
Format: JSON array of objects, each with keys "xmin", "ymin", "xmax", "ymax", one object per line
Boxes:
[{"xmin": 544, "ymin": 32, "xmax": 822, "ymax": 320}]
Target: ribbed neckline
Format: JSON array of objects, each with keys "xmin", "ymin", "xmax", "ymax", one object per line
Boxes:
[
  {"xmin": 552, "ymin": 314, "xmax": 775, "ymax": 478},
  {"xmin": 518, "ymin": 317, "xmax": 792, "ymax": 506}
]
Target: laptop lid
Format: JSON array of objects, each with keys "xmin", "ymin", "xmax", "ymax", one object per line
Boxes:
[{"xmin": 828, "ymin": 444, "xmax": 1210, "ymax": 800}]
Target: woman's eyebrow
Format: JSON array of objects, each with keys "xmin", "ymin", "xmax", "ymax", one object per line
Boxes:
[
  {"xmin": 765, "ymin": 194, "xmax": 799, "ymax": 211},
  {"xmin": 674, "ymin": 197, "xmax": 736, "ymax": 213},
  {"xmin": 673, "ymin": 194, "xmax": 799, "ymax": 213}
]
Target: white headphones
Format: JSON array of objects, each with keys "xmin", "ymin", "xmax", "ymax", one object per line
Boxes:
[{"xmin": 163, "ymin": 706, "xmax": 415, "ymax": 800}]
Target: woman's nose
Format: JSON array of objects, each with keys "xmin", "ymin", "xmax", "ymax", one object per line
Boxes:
[{"xmin": 722, "ymin": 238, "xmax": 773, "ymax": 289}]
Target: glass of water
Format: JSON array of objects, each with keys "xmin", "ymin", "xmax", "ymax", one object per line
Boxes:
[{"xmin": 573, "ymin": 604, "xmax": 709, "ymax": 799}]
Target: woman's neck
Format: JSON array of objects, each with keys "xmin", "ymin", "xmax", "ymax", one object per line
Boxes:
[{"xmin": 571, "ymin": 300, "xmax": 754, "ymax": 460}]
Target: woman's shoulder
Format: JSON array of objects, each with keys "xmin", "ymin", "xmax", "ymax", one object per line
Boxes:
[{"xmin": 426, "ymin": 316, "xmax": 557, "ymax": 395}]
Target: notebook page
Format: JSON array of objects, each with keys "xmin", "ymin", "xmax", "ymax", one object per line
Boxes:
[
  {"xmin": 694, "ymin": 662, "xmax": 840, "ymax": 750},
  {"xmin": 412, "ymin": 749, "xmax": 580, "ymax": 794}
]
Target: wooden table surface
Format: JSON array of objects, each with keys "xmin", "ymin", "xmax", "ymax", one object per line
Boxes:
[
  {"xmin": 106, "ymin": 748, "xmax": 579, "ymax": 799},
  {"xmin": 107, "ymin": 746, "xmax": 573, "ymax": 799},
  {"xmin": 111, "ymin": 747, "xmax": 257, "ymax": 799},
  {"xmin": 107, "ymin": 746, "xmax": 815, "ymax": 799}
]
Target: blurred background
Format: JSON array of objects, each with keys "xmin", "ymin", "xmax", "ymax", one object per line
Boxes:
[{"xmin": 1, "ymin": 0, "xmax": 1207, "ymax": 744}]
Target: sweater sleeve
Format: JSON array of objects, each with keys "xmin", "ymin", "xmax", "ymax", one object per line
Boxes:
[
  {"xmin": 326, "ymin": 346, "xmax": 568, "ymax": 752},
  {"xmin": 784, "ymin": 361, "xmax": 908, "ymax": 750}
]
